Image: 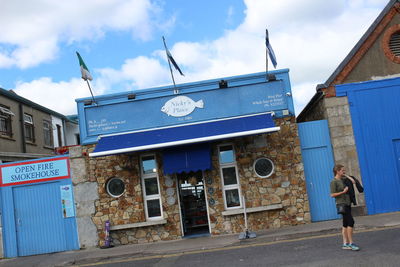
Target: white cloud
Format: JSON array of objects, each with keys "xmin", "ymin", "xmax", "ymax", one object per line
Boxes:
[
  {"xmin": 12, "ymin": 0, "xmax": 389, "ymax": 116},
  {"xmin": 14, "ymin": 77, "xmax": 99, "ymax": 115},
  {"xmin": 96, "ymin": 56, "xmax": 169, "ymax": 91},
  {"xmin": 0, "ymin": 0, "xmax": 158, "ymax": 68}
]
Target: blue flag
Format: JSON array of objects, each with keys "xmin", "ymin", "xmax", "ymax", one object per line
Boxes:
[
  {"xmin": 162, "ymin": 37, "xmax": 184, "ymax": 76},
  {"xmin": 265, "ymin": 29, "xmax": 277, "ymax": 69}
]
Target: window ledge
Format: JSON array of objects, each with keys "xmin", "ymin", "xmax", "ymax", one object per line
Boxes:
[
  {"xmin": 26, "ymin": 141, "xmax": 37, "ymax": 146},
  {"xmin": 110, "ymin": 219, "xmax": 167, "ymax": 231},
  {"xmin": 0, "ymin": 135, "xmax": 15, "ymax": 141},
  {"xmin": 221, "ymin": 204, "xmax": 283, "ymax": 216}
]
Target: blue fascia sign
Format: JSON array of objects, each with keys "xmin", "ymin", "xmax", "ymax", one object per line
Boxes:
[{"xmin": 76, "ymin": 70, "xmax": 294, "ymax": 144}]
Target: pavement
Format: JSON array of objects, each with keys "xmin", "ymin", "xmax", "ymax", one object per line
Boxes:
[{"xmin": 1, "ymin": 211, "xmax": 400, "ymax": 267}]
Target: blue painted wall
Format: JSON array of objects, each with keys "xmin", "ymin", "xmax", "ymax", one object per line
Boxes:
[
  {"xmin": 337, "ymin": 77, "xmax": 400, "ymax": 214},
  {"xmin": 0, "ymin": 156, "xmax": 79, "ymax": 257},
  {"xmin": 76, "ymin": 70, "xmax": 294, "ymax": 144}
]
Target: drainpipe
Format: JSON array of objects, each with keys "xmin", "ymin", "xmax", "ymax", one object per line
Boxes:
[{"xmin": 19, "ymin": 103, "xmax": 26, "ymax": 153}]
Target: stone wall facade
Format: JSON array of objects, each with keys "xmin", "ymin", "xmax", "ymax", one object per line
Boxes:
[
  {"xmin": 324, "ymin": 97, "xmax": 365, "ymax": 211},
  {"xmin": 81, "ymin": 116, "xmax": 310, "ymax": 247},
  {"xmin": 69, "ymin": 146, "xmax": 99, "ymax": 248},
  {"xmin": 206, "ymin": 117, "xmax": 309, "ymax": 234}
]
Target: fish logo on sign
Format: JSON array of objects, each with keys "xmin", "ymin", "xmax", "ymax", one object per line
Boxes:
[{"xmin": 161, "ymin": 96, "xmax": 204, "ymax": 117}]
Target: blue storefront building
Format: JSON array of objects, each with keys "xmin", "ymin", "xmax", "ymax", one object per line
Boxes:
[{"xmin": 76, "ymin": 70, "xmax": 311, "ymax": 246}]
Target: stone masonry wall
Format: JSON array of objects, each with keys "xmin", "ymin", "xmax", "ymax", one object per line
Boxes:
[
  {"xmin": 207, "ymin": 116, "xmax": 310, "ymax": 235},
  {"xmin": 324, "ymin": 97, "xmax": 365, "ymax": 209},
  {"xmin": 69, "ymin": 146, "xmax": 99, "ymax": 248},
  {"xmin": 82, "ymin": 116, "xmax": 310, "ymax": 245},
  {"xmin": 300, "ymin": 96, "xmax": 327, "ymax": 122},
  {"xmin": 81, "ymin": 150, "xmax": 182, "ymax": 246}
]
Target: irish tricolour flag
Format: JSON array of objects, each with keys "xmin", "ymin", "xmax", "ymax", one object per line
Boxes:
[{"xmin": 76, "ymin": 52, "xmax": 93, "ymax": 81}]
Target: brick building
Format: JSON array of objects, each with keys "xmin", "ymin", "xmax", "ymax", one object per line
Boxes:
[{"xmin": 297, "ymin": 0, "xmax": 400, "ymax": 215}]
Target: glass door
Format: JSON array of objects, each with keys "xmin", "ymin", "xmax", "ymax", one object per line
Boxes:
[{"xmin": 177, "ymin": 171, "xmax": 209, "ymax": 236}]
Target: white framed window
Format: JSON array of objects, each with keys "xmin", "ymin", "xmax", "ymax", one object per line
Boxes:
[
  {"xmin": 43, "ymin": 120, "xmax": 53, "ymax": 147},
  {"xmin": 0, "ymin": 105, "xmax": 13, "ymax": 137},
  {"xmin": 24, "ymin": 113, "xmax": 35, "ymax": 142},
  {"xmin": 218, "ymin": 144, "xmax": 242, "ymax": 209},
  {"xmin": 140, "ymin": 154, "xmax": 163, "ymax": 220}
]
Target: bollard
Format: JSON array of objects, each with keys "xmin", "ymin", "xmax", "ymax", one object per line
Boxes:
[{"xmin": 100, "ymin": 220, "xmax": 114, "ymax": 249}]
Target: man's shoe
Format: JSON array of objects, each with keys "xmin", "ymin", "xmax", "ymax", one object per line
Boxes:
[
  {"xmin": 349, "ymin": 243, "xmax": 360, "ymax": 251},
  {"xmin": 342, "ymin": 243, "xmax": 351, "ymax": 250}
]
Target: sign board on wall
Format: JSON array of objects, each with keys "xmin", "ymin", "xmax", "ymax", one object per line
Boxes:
[
  {"xmin": 60, "ymin": 185, "xmax": 75, "ymax": 218},
  {"xmin": 0, "ymin": 156, "xmax": 70, "ymax": 187},
  {"xmin": 77, "ymin": 70, "xmax": 294, "ymax": 144}
]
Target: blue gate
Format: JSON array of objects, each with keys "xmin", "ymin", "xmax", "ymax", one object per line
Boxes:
[
  {"xmin": 337, "ymin": 78, "xmax": 400, "ymax": 214},
  {"xmin": 298, "ymin": 120, "xmax": 339, "ymax": 222},
  {"xmin": 0, "ymin": 156, "xmax": 79, "ymax": 257}
]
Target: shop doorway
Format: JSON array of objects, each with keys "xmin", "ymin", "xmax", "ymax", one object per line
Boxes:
[{"xmin": 177, "ymin": 171, "xmax": 209, "ymax": 237}]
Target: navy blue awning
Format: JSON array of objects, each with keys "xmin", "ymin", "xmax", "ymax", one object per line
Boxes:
[
  {"xmin": 163, "ymin": 144, "xmax": 211, "ymax": 174},
  {"xmin": 90, "ymin": 112, "xmax": 279, "ymax": 157}
]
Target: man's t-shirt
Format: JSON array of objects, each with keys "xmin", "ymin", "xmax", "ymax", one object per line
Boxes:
[{"xmin": 330, "ymin": 178, "xmax": 351, "ymax": 205}]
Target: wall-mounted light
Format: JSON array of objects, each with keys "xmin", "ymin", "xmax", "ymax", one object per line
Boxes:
[
  {"xmin": 84, "ymin": 100, "xmax": 93, "ymax": 106},
  {"xmin": 267, "ymin": 74, "xmax": 276, "ymax": 81},
  {"xmin": 219, "ymin": 80, "xmax": 228, "ymax": 88},
  {"xmin": 127, "ymin": 93, "xmax": 136, "ymax": 100}
]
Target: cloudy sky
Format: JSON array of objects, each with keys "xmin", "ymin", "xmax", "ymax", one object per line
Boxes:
[{"xmin": 0, "ymin": 0, "xmax": 389, "ymax": 115}]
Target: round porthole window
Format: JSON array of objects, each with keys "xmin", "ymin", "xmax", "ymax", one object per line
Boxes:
[
  {"xmin": 382, "ymin": 24, "xmax": 400, "ymax": 64},
  {"xmin": 106, "ymin": 177, "xmax": 125, "ymax": 198},
  {"xmin": 253, "ymin": 158, "xmax": 274, "ymax": 178}
]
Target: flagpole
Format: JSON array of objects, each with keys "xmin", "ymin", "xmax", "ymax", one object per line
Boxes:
[
  {"xmin": 86, "ymin": 80, "xmax": 97, "ymax": 105},
  {"xmin": 162, "ymin": 36, "xmax": 178, "ymax": 93},
  {"xmin": 265, "ymin": 29, "xmax": 269, "ymax": 81}
]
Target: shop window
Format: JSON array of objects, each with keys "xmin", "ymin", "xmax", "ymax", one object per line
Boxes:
[
  {"xmin": 24, "ymin": 113, "xmax": 35, "ymax": 143},
  {"xmin": 43, "ymin": 120, "xmax": 53, "ymax": 147},
  {"xmin": 141, "ymin": 155, "xmax": 163, "ymax": 220},
  {"xmin": 0, "ymin": 105, "xmax": 13, "ymax": 137},
  {"xmin": 106, "ymin": 177, "xmax": 125, "ymax": 198},
  {"xmin": 254, "ymin": 158, "xmax": 274, "ymax": 178},
  {"xmin": 218, "ymin": 144, "xmax": 242, "ymax": 209}
]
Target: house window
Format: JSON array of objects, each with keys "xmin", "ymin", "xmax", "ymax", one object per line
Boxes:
[
  {"xmin": 56, "ymin": 124, "xmax": 62, "ymax": 147},
  {"xmin": 0, "ymin": 106, "xmax": 13, "ymax": 137},
  {"xmin": 24, "ymin": 113, "xmax": 35, "ymax": 142},
  {"xmin": 140, "ymin": 155, "xmax": 163, "ymax": 220},
  {"xmin": 219, "ymin": 144, "xmax": 242, "ymax": 209},
  {"xmin": 43, "ymin": 120, "xmax": 53, "ymax": 147},
  {"xmin": 75, "ymin": 133, "xmax": 80, "ymax": 145}
]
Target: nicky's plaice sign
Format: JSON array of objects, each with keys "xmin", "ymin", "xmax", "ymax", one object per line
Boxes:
[
  {"xmin": 77, "ymin": 70, "xmax": 294, "ymax": 144},
  {"xmin": 0, "ymin": 156, "xmax": 70, "ymax": 186},
  {"xmin": 161, "ymin": 96, "xmax": 204, "ymax": 117}
]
